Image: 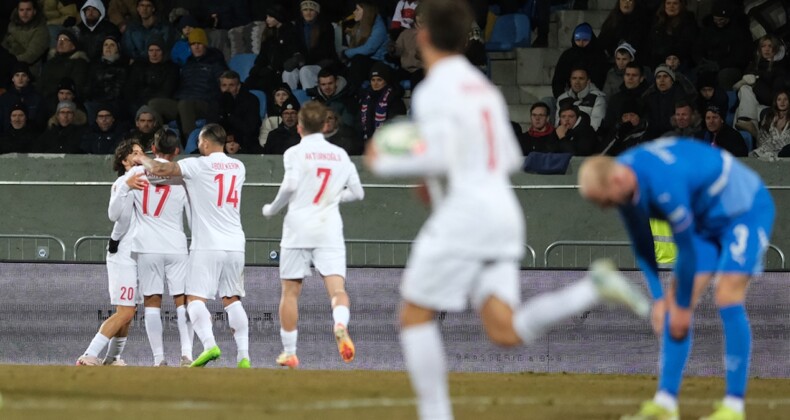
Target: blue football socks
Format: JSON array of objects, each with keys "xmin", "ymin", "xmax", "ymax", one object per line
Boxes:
[
  {"xmin": 719, "ymin": 304, "xmax": 751, "ymax": 398},
  {"xmin": 658, "ymin": 314, "xmax": 692, "ymax": 396}
]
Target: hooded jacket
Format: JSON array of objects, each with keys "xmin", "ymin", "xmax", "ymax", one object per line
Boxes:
[
  {"xmin": 2, "ymin": 4, "xmax": 49, "ymax": 64},
  {"xmin": 551, "ymin": 23, "xmax": 609, "ymax": 98},
  {"xmin": 556, "ymin": 82, "xmax": 607, "ymax": 131},
  {"xmin": 77, "ymin": 0, "xmax": 121, "ymax": 60}
]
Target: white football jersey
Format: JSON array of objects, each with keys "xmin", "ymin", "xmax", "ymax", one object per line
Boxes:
[
  {"xmin": 372, "ymin": 55, "xmax": 525, "ymax": 259},
  {"xmin": 178, "ymin": 152, "xmax": 246, "ymax": 252},
  {"xmin": 107, "ymin": 172, "xmax": 136, "ymax": 265},
  {"xmin": 129, "ymin": 160, "xmax": 189, "ymax": 254},
  {"xmin": 272, "ymin": 133, "xmax": 363, "ymax": 248}
]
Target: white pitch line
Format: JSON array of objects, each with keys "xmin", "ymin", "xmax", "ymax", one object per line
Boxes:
[{"xmin": 4, "ymin": 396, "xmax": 790, "ymax": 413}]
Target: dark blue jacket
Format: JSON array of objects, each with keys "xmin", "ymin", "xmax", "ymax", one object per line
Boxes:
[{"xmin": 175, "ymin": 47, "xmax": 227, "ymax": 101}]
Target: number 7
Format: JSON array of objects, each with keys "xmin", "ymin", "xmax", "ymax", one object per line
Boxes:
[{"xmin": 313, "ymin": 168, "xmax": 332, "ymax": 204}]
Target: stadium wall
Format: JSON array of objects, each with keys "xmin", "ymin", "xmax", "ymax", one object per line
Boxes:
[
  {"xmin": 1, "ymin": 154, "xmax": 789, "ymax": 266},
  {"xmin": 1, "ymin": 263, "xmax": 788, "ymax": 376}
]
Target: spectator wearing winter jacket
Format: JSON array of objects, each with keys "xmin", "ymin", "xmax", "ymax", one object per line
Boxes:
[
  {"xmin": 217, "ymin": 70, "xmax": 261, "ymax": 154},
  {"xmin": 604, "ymin": 62, "xmax": 649, "ymax": 133},
  {"xmin": 692, "ymin": 0, "xmax": 751, "ymax": 90},
  {"xmin": 77, "ymin": 0, "xmax": 121, "ymax": 61},
  {"xmin": 80, "ymin": 103, "xmax": 125, "ymax": 154},
  {"xmin": 125, "ymin": 36, "xmax": 179, "ymax": 115},
  {"xmin": 121, "ymin": 0, "xmax": 176, "ymax": 62},
  {"xmin": 244, "ymin": 4, "xmax": 299, "ymax": 95},
  {"xmin": 39, "ymin": 28, "xmax": 89, "ymax": 99},
  {"xmin": 695, "ymin": 105, "xmax": 748, "ymax": 157},
  {"xmin": 519, "ymin": 102, "xmax": 564, "ymax": 156},
  {"xmin": 2, "ymin": 0, "xmax": 49, "ymax": 66},
  {"xmin": 35, "ymin": 100, "xmax": 86, "ymax": 153},
  {"xmin": 555, "ymin": 66, "xmax": 607, "ymax": 132},
  {"xmin": 597, "ymin": 0, "xmax": 651, "ymax": 59},
  {"xmin": 646, "ymin": 0, "xmax": 698, "ymax": 68},
  {"xmin": 600, "ymin": 97, "xmax": 649, "ymax": 156},
  {"xmin": 554, "ymin": 104, "xmax": 598, "ymax": 156},
  {"xmin": 0, "ymin": 62, "xmax": 42, "ymax": 133},
  {"xmin": 642, "ymin": 64, "xmax": 696, "ymax": 139},
  {"xmin": 551, "ymin": 22, "xmax": 608, "ymax": 98},
  {"xmin": 282, "ymin": 0, "xmax": 338, "ymax": 90}
]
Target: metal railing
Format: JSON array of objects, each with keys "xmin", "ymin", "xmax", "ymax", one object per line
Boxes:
[
  {"xmin": 0, "ymin": 234, "xmax": 66, "ymax": 261},
  {"xmin": 544, "ymin": 240, "xmax": 786, "ymax": 270}
]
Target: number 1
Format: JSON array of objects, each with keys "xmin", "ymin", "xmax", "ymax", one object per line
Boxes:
[
  {"xmin": 482, "ymin": 109, "xmax": 496, "ymax": 171},
  {"xmin": 313, "ymin": 168, "xmax": 332, "ymax": 204}
]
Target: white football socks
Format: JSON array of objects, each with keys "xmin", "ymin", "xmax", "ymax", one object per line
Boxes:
[
  {"xmin": 187, "ymin": 300, "xmax": 217, "ymax": 350},
  {"xmin": 400, "ymin": 322, "xmax": 452, "ymax": 420},
  {"xmin": 84, "ymin": 333, "xmax": 110, "ymax": 358},
  {"xmin": 225, "ymin": 301, "xmax": 250, "ymax": 361},
  {"xmin": 654, "ymin": 390, "xmax": 679, "ymax": 412},
  {"xmin": 144, "ymin": 307, "xmax": 164, "ymax": 365},
  {"xmin": 513, "ymin": 277, "xmax": 598, "ymax": 343},
  {"xmin": 280, "ymin": 329, "xmax": 298, "ymax": 355},
  {"xmin": 722, "ymin": 395, "xmax": 744, "ymax": 413},
  {"xmin": 332, "ymin": 305, "xmax": 350, "ymax": 327},
  {"xmin": 176, "ymin": 305, "xmax": 194, "ymax": 358},
  {"xmin": 105, "ymin": 336, "xmax": 127, "ymax": 362}
]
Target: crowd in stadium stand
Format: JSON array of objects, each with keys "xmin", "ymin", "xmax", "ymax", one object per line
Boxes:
[{"xmin": 0, "ymin": 0, "xmax": 788, "ymax": 159}]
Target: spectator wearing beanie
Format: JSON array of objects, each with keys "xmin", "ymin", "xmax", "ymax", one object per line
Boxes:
[
  {"xmin": 695, "ymin": 71, "xmax": 728, "ymax": 118},
  {"xmin": 263, "ymin": 96, "xmax": 301, "ymax": 155},
  {"xmin": 0, "ymin": 62, "xmax": 42, "ymax": 133},
  {"xmin": 551, "ymin": 22, "xmax": 608, "ymax": 98},
  {"xmin": 602, "ymin": 42, "xmax": 637, "ymax": 98},
  {"xmin": 695, "ymin": 105, "xmax": 748, "ymax": 156},
  {"xmin": 35, "ymin": 100, "xmax": 86, "ymax": 153},
  {"xmin": 259, "ymin": 83, "xmax": 293, "ymax": 148},
  {"xmin": 284, "ymin": 0, "xmax": 338, "ymax": 91},
  {"xmin": 642, "ymin": 64, "xmax": 697, "ymax": 139},
  {"xmin": 359, "ymin": 62, "xmax": 406, "ymax": 141},
  {"xmin": 127, "ymin": 104, "xmax": 161, "ymax": 149},
  {"xmin": 37, "ymin": 76, "xmax": 87, "ymax": 129},
  {"xmin": 149, "ymin": 27, "xmax": 227, "ymax": 143},
  {"xmin": 86, "ymin": 34, "xmax": 130, "ymax": 119},
  {"xmin": 80, "ymin": 102, "xmax": 125, "ymax": 154},
  {"xmin": 601, "ymin": 97, "xmax": 649, "ymax": 156},
  {"xmin": 245, "ymin": 4, "xmax": 299, "ymax": 95},
  {"xmin": 122, "ymin": 0, "xmax": 176, "ymax": 62},
  {"xmin": 0, "ymin": 103, "xmax": 40, "ymax": 153},
  {"xmin": 170, "ymin": 14, "xmax": 198, "ymax": 67},
  {"xmin": 39, "ymin": 28, "xmax": 89, "ymax": 99},
  {"xmin": 693, "ymin": 0, "xmax": 751, "ymax": 90},
  {"xmin": 125, "ymin": 35, "xmax": 179, "ymax": 115}
]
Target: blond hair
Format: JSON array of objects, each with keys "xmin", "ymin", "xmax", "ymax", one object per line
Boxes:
[{"xmin": 577, "ymin": 155, "xmax": 616, "ymax": 197}]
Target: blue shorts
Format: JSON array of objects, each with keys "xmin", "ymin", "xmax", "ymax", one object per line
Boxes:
[{"xmin": 695, "ymin": 188, "xmax": 775, "ymax": 275}]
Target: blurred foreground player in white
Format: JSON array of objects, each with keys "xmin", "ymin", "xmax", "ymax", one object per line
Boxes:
[
  {"xmin": 364, "ymin": 1, "xmax": 650, "ymax": 418},
  {"xmin": 77, "ymin": 138, "xmax": 145, "ymax": 366},
  {"xmin": 133, "ymin": 124, "xmax": 251, "ymax": 368},
  {"xmin": 127, "ymin": 130, "xmax": 195, "ymax": 367},
  {"xmin": 263, "ymin": 101, "xmax": 365, "ymax": 369}
]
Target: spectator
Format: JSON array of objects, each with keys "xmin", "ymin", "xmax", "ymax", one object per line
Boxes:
[
  {"xmin": 693, "ymin": 0, "xmax": 750, "ymax": 90},
  {"xmin": 323, "ymin": 108, "xmax": 362, "ymax": 155},
  {"xmin": 41, "ymin": 0, "xmax": 79, "ymax": 47},
  {"xmin": 646, "ymin": 0, "xmax": 698, "ymax": 68},
  {"xmin": 0, "ymin": 62, "xmax": 42, "ymax": 132},
  {"xmin": 35, "ymin": 100, "xmax": 86, "ymax": 153},
  {"xmin": 259, "ymin": 83, "xmax": 292, "ymax": 148},
  {"xmin": 642, "ymin": 64, "xmax": 696, "ymax": 138},
  {"xmin": 392, "ymin": 2, "xmax": 424, "ymax": 89},
  {"xmin": 664, "ymin": 99, "xmax": 701, "ymax": 136},
  {"xmin": 283, "ymin": 0, "xmax": 338, "ymax": 91},
  {"xmin": 37, "ymin": 76, "xmax": 86, "ymax": 129},
  {"xmin": 695, "ymin": 105, "xmax": 748, "ymax": 156},
  {"xmin": 751, "ymin": 90, "xmax": 790, "ymax": 158},
  {"xmin": 125, "ymin": 36, "xmax": 179, "ymax": 115},
  {"xmin": 519, "ymin": 102, "xmax": 563, "ymax": 156},
  {"xmin": 733, "ymin": 35, "xmax": 787, "ymax": 129},
  {"xmin": 107, "ymin": 0, "xmax": 136, "ymax": 33},
  {"xmin": 263, "ymin": 96, "xmax": 300, "ymax": 154},
  {"xmin": 0, "ymin": 103, "xmax": 39, "ymax": 153},
  {"xmin": 39, "ymin": 28, "xmax": 89, "ymax": 99},
  {"xmin": 2, "ymin": 0, "xmax": 49, "ymax": 66},
  {"xmin": 207, "ymin": 0, "xmax": 251, "ymax": 30},
  {"xmin": 389, "ymin": 0, "xmax": 419, "ymax": 39},
  {"xmin": 359, "ymin": 62, "xmax": 406, "ymax": 141},
  {"xmin": 602, "ymin": 42, "xmax": 637, "ymax": 97},
  {"xmin": 598, "ymin": 0, "xmax": 652, "ymax": 58},
  {"xmin": 555, "ymin": 66, "xmax": 606, "ymax": 132},
  {"xmin": 80, "ymin": 103, "xmax": 125, "ymax": 154},
  {"xmin": 342, "ymin": 1, "xmax": 390, "ymax": 91},
  {"xmin": 555, "ymin": 104, "xmax": 597, "ymax": 156},
  {"xmin": 122, "ymin": 0, "xmax": 176, "ymax": 62},
  {"xmin": 170, "ymin": 14, "xmax": 197, "ymax": 67},
  {"xmin": 308, "ymin": 67, "xmax": 359, "ymax": 133},
  {"xmin": 604, "ymin": 62, "xmax": 649, "ymax": 131},
  {"xmin": 217, "ymin": 70, "xmax": 261, "ymax": 154},
  {"xmin": 663, "ymin": 51, "xmax": 696, "ymax": 95},
  {"xmin": 149, "ymin": 27, "xmax": 226, "ymax": 143},
  {"xmin": 465, "ymin": 19, "xmax": 486, "ymax": 68},
  {"xmin": 695, "ymin": 71, "xmax": 728, "ymax": 118},
  {"xmin": 77, "ymin": 0, "xmax": 121, "ymax": 61},
  {"xmin": 244, "ymin": 4, "xmax": 299, "ymax": 96},
  {"xmin": 86, "ymin": 35, "xmax": 130, "ymax": 119},
  {"xmin": 551, "ymin": 22, "xmax": 608, "ymax": 98},
  {"xmin": 224, "ymin": 129, "xmax": 241, "ymax": 154},
  {"xmin": 600, "ymin": 97, "xmax": 649, "ymax": 155},
  {"xmin": 128, "ymin": 104, "xmax": 161, "ymax": 149}
]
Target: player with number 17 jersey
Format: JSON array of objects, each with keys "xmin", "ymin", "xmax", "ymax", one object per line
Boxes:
[{"xmin": 178, "ymin": 153, "xmax": 245, "ymax": 252}]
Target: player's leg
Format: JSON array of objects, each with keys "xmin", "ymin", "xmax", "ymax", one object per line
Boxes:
[
  {"xmin": 139, "ymin": 253, "xmax": 167, "ymax": 366},
  {"xmin": 104, "ymin": 314, "xmax": 134, "ymax": 366},
  {"xmin": 219, "ymin": 251, "xmax": 249, "ymax": 368},
  {"xmin": 186, "ymin": 251, "xmax": 222, "ymax": 367},
  {"xmin": 276, "ymin": 248, "xmax": 311, "ymax": 368},
  {"xmin": 316, "ymin": 248, "xmax": 353, "ymax": 362},
  {"xmin": 167, "ymin": 253, "xmax": 193, "ymax": 366}
]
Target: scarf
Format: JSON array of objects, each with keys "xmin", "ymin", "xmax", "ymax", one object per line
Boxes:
[{"xmin": 360, "ymin": 87, "xmax": 392, "ymax": 140}]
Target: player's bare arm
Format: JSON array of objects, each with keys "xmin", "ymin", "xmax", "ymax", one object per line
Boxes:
[
  {"xmin": 125, "ymin": 172, "xmax": 147, "ymax": 190},
  {"xmin": 133, "ymin": 155, "xmax": 182, "ymax": 178}
]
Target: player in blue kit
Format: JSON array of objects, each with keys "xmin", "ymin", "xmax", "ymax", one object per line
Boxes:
[{"xmin": 578, "ymin": 139, "xmax": 775, "ymax": 420}]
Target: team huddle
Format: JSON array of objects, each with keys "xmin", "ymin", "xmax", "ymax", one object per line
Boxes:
[{"xmin": 75, "ymin": 1, "xmax": 774, "ymax": 420}]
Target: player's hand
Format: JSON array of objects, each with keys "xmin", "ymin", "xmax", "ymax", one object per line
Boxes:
[
  {"xmin": 363, "ymin": 141, "xmax": 378, "ymax": 171},
  {"xmin": 668, "ymin": 303, "xmax": 692, "ymax": 340},
  {"xmin": 651, "ymin": 298, "xmax": 667, "ymax": 336},
  {"xmin": 131, "ymin": 155, "xmax": 147, "ymax": 165},
  {"xmin": 126, "ymin": 172, "xmax": 147, "ymax": 190},
  {"xmin": 262, "ymin": 204, "xmax": 274, "ymax": 218}
]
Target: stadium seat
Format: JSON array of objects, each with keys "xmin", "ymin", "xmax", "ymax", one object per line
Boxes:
[
  {"xmin": 229, "ymin": 53, "xmax": 257, "ymax": 83},
  {"xmin": 739, "ymin": 130, "xmax": 753, "ymax": 151},
  {"xmin": 485, "ymin": 13, "xmax": 531, "ymax": 52},
  {"xmin": 292, "ymin": 89, "xmax": 311, "ymax": 105},
  {"xmin": 249, "ymin": 89, "xmax": 268, "ymax": 119}
]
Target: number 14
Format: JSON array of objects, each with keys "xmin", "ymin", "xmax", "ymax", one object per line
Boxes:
[{"xmin": 214, "ymin": 174, "xmax": 239, "ymax": 208}]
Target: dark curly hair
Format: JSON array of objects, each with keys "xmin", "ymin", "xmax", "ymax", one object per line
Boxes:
[{"xmin": 112, "ymin": 137, "xmax": 143, "ymax": 176}]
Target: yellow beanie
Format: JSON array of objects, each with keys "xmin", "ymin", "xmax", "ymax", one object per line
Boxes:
[{"xmin": 188, "ymin": 28, "xmax": 208, "ymax": 45}]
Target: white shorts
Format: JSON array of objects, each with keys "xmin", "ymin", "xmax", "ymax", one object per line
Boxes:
[
  {"xmin": 107, "ymin": 261, "xmax": 140, "ymax": 306},
  {"xmin": 186, "ymin": 250, "xmax": 245, "ymax": 299},
  {"xmin": 280, "ymin": 247, "xmax": 346, "ymax": 280},
  {"xmin": 401, "ymin": 246, "xmax": 520, "ymax": 312},
  {"xmin": 136, "ymin": 253, "xmax": 188, "ymax": 296}
]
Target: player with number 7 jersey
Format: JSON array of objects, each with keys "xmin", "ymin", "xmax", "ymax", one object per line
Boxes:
[
  {"xmin": 132, "ymin": 124, "xmax": 251, "ymax": 369},
  {"xmin": 262, "ymin": 101, "xmax": 364, "ymax": 368}
]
